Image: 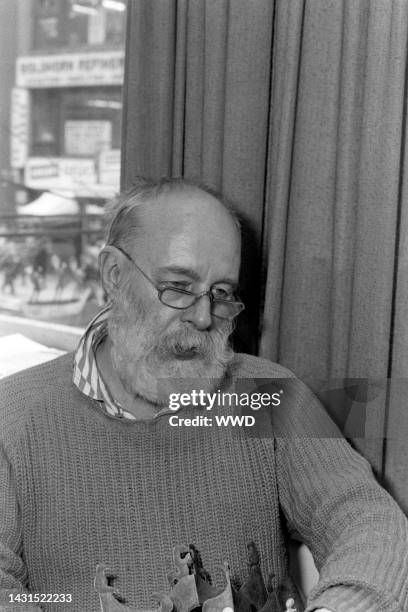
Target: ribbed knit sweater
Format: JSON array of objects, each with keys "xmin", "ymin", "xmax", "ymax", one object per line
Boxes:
[{"xmin": 0, "ymin": 353, "xmax": 407, "ymax": 612}]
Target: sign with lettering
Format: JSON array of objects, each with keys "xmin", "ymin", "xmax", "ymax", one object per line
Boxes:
[
  {"xmin": 98, "ymin": 149, "xmax": 120, "ymax": 187},
  {"xmin": 16, "ymin": 51, "xmax": 124, "ymax": 88},
  {"xmin": 24, "ymin": 157, "xmax": 118, "ymax": 198},
  {"xmin": 25, "ymin": 157, "xmax": 97, "ymax": 189},
  {"xmin": 10, "ymin": 88, "xmax": 30, "ymax": 168},
  {"xmin": 65, "ymin": 120, "xmax": 112, "ymax": 156}
]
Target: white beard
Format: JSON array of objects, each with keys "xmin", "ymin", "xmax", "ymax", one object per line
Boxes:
[{"xmin": 107, "ymin": 284, "xmax": 234, "ymax": 406}]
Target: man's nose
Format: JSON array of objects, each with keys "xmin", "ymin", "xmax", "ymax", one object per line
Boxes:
[{"xmin": 181, "ymin": 294, "xmax": 213, "ymax": 330}]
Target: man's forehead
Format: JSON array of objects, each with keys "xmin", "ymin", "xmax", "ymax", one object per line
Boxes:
[
  {"xmin": 136, "ymin": 187, "xmax": 230, "ymax": 221},
  {"xmin": 131, "ymin": 188, "xmax": 240, "ymax": 247},
  {"xmin": 125, "ymin": 188, "xmax": 241, "ymax": 276}
]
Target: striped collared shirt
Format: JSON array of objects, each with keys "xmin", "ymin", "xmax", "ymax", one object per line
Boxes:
[{"xmin": 73, "ymin": 306, "xmax": 137, "ymax": 420}]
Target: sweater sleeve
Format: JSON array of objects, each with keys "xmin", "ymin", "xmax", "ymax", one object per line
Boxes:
[
  {"xmin": 272, "ymin": 377, "xmax": 408, "ymax": 612},
  {"xmin": 0, "ymin": 444, "xmax": 41, "ymax": 611}
]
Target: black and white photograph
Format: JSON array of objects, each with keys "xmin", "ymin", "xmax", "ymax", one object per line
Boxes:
[{"xmin": 1, "ymin": 1, "xmax": 408, "ymax": 611}]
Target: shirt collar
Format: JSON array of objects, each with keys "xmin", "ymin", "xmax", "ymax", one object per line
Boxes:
[{"xmin": 73, "ymin": 306, "xmax": 138, "ymax": 421}]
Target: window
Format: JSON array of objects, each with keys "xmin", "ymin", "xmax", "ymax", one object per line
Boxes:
[{"xmin": 33, "ymin": 0, "xmax": 126, "ymax": 51}]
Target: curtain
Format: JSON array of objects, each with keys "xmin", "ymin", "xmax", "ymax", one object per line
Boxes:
[
  {"xmin": 259, "ymin": 0, "xmax": 408, "ymax": 499},
  {"xmin": 122, "ymin": 0, "xmax": 408, "ymax": 511}
]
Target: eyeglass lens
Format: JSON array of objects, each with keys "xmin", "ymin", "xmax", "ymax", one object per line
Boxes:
[{"xmin": 160, "ymin": 288, "xmax": 242, "ymax": 319}]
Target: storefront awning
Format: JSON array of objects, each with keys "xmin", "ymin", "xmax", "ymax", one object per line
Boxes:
[{"xmin": 18, "ymin": 192, "xmax": 103, "ymax": 216}]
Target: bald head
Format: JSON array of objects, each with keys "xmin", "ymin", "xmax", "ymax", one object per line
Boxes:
[{"xmin": 105, "ymin": 177, "xmax": 241, "ymax": 255}]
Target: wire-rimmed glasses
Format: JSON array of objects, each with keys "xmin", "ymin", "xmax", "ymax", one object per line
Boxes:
[{"xmin": 114, "ymin": 245, "xmax": 245, "ymax": 321}]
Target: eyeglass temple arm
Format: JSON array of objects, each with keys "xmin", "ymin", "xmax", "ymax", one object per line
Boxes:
[{"xmin": 113, "ymin": 245, "xmax": 158, "ymax": 289}]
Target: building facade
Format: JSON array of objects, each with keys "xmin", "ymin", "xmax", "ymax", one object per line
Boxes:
[{"xmin": 10, "ymin": 0, "xmax": 126, "ymax": 205}]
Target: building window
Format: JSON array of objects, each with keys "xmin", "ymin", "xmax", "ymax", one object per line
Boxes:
[
  {"xmin": 33, "ymin": 0, "xmax": 126, "ymax": 51},
  {"xmin": 31, "ymin": 87, "xmax": 122, "ymax": 158}
]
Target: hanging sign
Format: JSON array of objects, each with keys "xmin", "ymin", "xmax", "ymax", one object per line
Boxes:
[
  {"xmin": 10, "ymin": 88, "xmax": 30, "ymax": 168},
  {"xmin": 16, "ymin": 50, "xmax": 124, "ymax": 88}
]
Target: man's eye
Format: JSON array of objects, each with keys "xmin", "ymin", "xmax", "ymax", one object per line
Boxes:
[
  {"xmin": 162, "ymin": 281, "xmax": 190, "ymax": 290},
  {"xmin": 212, "ymin": 286, "xmax": 235, "ymax": 300}
]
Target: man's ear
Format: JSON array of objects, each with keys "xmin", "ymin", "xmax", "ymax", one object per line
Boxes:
[{"xmin": 98, "ymin": 246, "xmax": 122, "ymax": 302}]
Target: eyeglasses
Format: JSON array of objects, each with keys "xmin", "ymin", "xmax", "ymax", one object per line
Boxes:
[{"xmin": 114, "ymin": 245, "xmax": 245, "ymax": 321}]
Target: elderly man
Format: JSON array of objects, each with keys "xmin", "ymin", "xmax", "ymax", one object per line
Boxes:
[{"xmin": 1, "ymin": 178, "xmax": 407, "ymax": 612}]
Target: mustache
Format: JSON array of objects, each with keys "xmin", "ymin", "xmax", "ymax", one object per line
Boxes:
[{"xmin": 154, "ymin": 323, "xmax": 234, "ymax": 360}]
